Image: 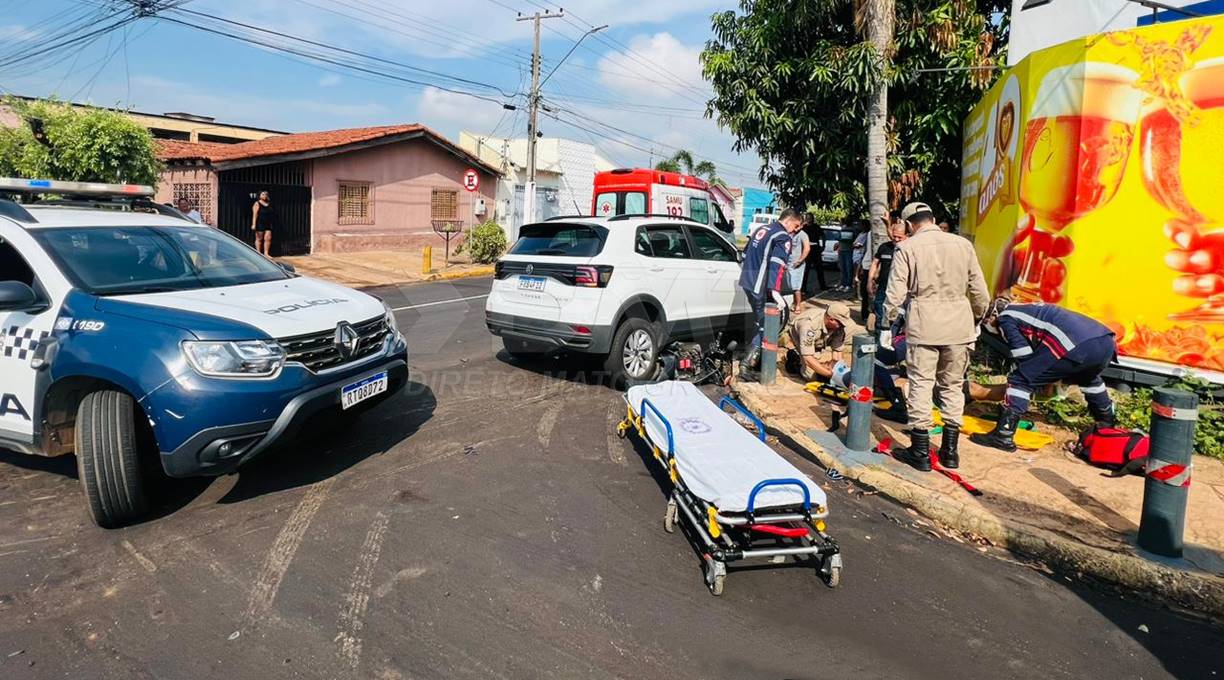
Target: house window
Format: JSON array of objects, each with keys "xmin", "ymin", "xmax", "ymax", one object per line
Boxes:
[
  {"xmin": 431, "ymin": 188, "xmax": 458, "ymax": 220},
  {"xmin": 172, "ymin": 182, "xmax": 212, "ymax": 225},
  {"xmin": 338, "ymin": 181, "xmax": 372, "ymax": 225}
]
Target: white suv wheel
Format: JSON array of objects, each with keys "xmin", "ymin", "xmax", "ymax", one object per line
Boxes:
[{"xmin": 623, "ymin": 328, "xmax": 654, "ymax": 377}]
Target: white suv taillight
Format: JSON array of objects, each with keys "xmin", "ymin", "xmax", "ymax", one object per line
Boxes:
[{"xmin": 574, "ymin": 265, "xmax": 613, "ymax": 287}]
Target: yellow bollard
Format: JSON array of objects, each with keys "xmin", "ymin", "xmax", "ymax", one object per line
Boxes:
[{"xmin": 423, "ymin": 245, "xmax": 433, "ymax": 274}]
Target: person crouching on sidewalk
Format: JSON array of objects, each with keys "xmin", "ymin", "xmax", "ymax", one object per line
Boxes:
[
  {"xmin": 787, "ymin": 301, "xmax": 909, "ymax": 424},
  {"xmin": 787, "ymin": 301, "xmax": 855, "ymax": 382},
  {"xmin": 972, "ymin": 297, "xmax": 1118, "ymax": 452}
]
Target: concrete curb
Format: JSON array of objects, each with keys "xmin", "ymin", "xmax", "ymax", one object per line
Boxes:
[
  {"xmin": 736, "ymin": 387, "xmax": 1224, "ymax": 619},
  {"xmin": 424, "ymin": 266, "xmax": 494, "ymax": 282}
]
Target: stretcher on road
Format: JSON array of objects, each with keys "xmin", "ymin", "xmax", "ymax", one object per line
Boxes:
[{"xmin": 616, "ymin": 381, "xmax": 842, "ymax": 595}]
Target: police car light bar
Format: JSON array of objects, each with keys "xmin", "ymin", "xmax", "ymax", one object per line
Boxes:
[{"xmin": 0, "ymin": 177, "xmax": 155, "ymax": 198}]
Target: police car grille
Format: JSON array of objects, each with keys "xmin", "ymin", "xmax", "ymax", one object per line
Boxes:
[{"xmin": 279, "ymin": 315, "xmax": 388, "ymax": 372}]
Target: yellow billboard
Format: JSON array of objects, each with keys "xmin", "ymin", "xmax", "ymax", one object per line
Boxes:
[{"xmin": 961, "ymin": 16, "xmax": 1224, "ymax": 375}]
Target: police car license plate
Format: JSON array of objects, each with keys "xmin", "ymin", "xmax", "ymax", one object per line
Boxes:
[
  {"xmin": 341, "ymin": 372, "xmax": 387, "ymax": 410},
  {"xmin": 517, "ymin": 275, "xmax": 546, "ymax": 292}
]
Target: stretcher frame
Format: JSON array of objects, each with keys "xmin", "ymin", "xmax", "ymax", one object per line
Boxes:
[{"xmin": 616, "ymin": 393, "xmax": 842, "ymax": 595}]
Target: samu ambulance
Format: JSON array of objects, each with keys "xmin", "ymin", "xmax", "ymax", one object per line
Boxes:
[
  {"xmin": 0, "ymin": 179, "xmax": 408, "ymax": 527},
  {"xmin": 592, "ymin": 168, "xmax": 736, "ymax": 237}
]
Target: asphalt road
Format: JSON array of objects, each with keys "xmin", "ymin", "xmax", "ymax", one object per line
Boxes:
[{"xmin": 0, "ymin": 277, "xmax": 1220, "ymax": 680}]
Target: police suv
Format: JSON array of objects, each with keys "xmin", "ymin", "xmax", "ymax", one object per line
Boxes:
[{"xmin": 0, "ymin": 179, "xmax": 408, "ymax": 527}]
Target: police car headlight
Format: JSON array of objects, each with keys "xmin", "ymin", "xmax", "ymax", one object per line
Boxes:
[
  {"xmin": 383, "ymin": 302, "xmax": 400, "ymax": 337},
  {"xmin": 182, "ymin": 340, "xmax": 285, "ymax": 378}
]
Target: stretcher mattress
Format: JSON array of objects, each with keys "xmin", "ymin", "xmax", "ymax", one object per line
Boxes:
[{"xmin": 626, "ymin": 381, "xmax": 827, "ymax": 513}]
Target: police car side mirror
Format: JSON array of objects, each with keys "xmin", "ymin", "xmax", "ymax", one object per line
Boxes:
[
  {"xmin": 735, "ymin": 250, "xmax": 744, "ymax": 264},
  {"xmin": 277, "ymin": 261, "xmax": 297, "ymax": 275},
  {"xmin": 0, "ymin": 281, "xmax": 41, "ymax": 312},
  {"xmin": 716, "ymin": 219, "xmax": 733, "ymax": 234}
]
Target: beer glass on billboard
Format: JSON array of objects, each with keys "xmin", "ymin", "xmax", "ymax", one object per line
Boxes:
[
  {"xmin": 1141, "ymin": 56, "xmax": 1224, "ymax": 321},
  {"xmin": 1015, "ymin": 63, "xmax": 1142, "ymax": 303}
]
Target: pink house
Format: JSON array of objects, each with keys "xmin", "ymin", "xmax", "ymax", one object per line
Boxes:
[{"xmin": 156, "ymin": 124, "xmax": 500, "ymax": 255}]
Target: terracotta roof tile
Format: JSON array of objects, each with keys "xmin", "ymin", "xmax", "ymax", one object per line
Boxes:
[{"xmin": 156, "ymin": 124, "xmax": 498, "ymax": 174}]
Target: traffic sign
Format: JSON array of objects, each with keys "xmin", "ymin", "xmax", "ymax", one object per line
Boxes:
[{"xmin": 463, "ymin": 169, "xmax": 480, "ymax": 192}]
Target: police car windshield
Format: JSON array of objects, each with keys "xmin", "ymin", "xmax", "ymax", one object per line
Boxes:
[{"xmin": 33, "ymin": 226, "xmax": 290, "ymax": 295}]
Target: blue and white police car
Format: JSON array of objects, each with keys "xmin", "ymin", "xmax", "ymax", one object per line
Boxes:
[{"xmin": 0, "ymin": 179, "xmax": 408, "ymax": 527}]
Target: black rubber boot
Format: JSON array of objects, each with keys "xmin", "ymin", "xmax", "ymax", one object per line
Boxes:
[
  {"xmin": 970, "ymin": 411, "xmax": 1019, "ymax": 452},
  {"xmin": 1089, "ymin": 402, "xmax": 1116, "ymax": 429},
  {"xmin": 894, "ymin": 429, "xmax": 932, "ymax": 472},
  {"xmin": 939, "ymin": 423, "xmax": 960, "ymax": 469},
  {"xmin": 879, "ymin": 392, "xmax": 908, "ymax": 424}
]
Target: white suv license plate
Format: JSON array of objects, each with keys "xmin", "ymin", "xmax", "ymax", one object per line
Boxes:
[
  {"xmin": 341, "ymin": 372, "xmax": 388, "ymax": 410},
  {"xmin": 517, "ymin": 275, "xmax": 547, "ymax": 292}
]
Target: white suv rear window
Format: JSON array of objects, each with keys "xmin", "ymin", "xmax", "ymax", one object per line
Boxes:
[{"xmin": 510, "ymin": 223, "xmax": 607, "ymax": 257}]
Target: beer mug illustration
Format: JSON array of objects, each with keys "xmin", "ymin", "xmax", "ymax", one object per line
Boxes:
[
  {"xmin": 1015, "ymin": 63, "xmax": 1142, "ymax": 303},
  {"xmin": 1141, "ymin": 56, "xmax": 1224, "ymax": 321}
]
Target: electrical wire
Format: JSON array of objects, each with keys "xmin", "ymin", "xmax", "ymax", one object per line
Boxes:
[
  {"xmin": 152, "ymin": 14, "xmax": 518, "ymax": 107},
  {"xmin": 173, "ymin": 6, "xmax": 518, "ymax": 97}
]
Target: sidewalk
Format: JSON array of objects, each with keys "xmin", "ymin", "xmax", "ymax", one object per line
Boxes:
[
  {"xmin": 738, "ymin": 291, "xmax": 1224, "ymax": 618},
  {"xmin": 281, "ymin": 249, "xmax": 493, "ymax": 289}
]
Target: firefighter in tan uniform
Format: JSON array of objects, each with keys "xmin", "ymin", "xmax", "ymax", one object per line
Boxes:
[{"xmin": 883, "ymin": 202, "xmax": 990, "ymax": 471}]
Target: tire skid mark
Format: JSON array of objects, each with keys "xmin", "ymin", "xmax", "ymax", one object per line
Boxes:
[
  {"xmin": 336, "ymin": 511, "xmax": 391, "ymax": 668},
  {"xmin": 536, "ymin": 399, "xmax": 564, "ymax": 448},
  {"xmin": 242, "ymin": 479, "xmax": 335, "ymax": 629},
  {"xmin": 120, "ymin": 539, "xmax": 157, "ymax": 574}
]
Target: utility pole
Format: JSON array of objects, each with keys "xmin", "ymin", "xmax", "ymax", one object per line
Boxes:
[{"xmin": 517, "ymin": 8, "xmax": 563, "ymax": 229}]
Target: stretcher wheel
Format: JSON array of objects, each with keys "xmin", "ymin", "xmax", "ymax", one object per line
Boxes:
[
  {"xmin": 615, "ymin": 421, "xmax": 629, "ymax": 439},
  {"xmin": 663, "ymin": 500, "xmax": 677, "ymax": 533},
  {"xmin": 704, "ymin": 559, "xmax": 726, "ymax": 596},
  {"xmin": 820, "ymin": 554, "xmax": 843, "ymax": 589}
]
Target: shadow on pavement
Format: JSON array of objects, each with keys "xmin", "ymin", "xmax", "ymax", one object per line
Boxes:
[
  {"xmin": 0, "ymin": 448, "xmax": 78, "ymax": 479},
  {"xmin": 494, "ymin": 349, "xmax": 617, "ymax": 388},
  {"xmin": 217, "ymin": 381, "xmax": 437, "ymax": 504}
]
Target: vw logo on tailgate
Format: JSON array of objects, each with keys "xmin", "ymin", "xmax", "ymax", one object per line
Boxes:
[
  {"xmin": 525, "ymin": 264, "xmax": 534, "ymax": 274},
  {"xmin": 334, "ymin": 321, "xmax": 361, "ymax": 358}
]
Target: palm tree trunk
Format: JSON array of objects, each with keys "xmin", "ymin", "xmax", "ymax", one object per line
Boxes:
[{"xmin": 861, "ymin": 0, "xmax": 894, "ymax": 241}]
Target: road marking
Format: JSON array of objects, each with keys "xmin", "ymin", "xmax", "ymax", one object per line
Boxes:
[
  {"xmin": 390, "ymin": 293, "xmax": 488, "ymax": 312},
  {"xmin": 121, "ymin": 539, "xmax": 157, "ymax": 574},
  {"xmin": 243, "ymin": 479, "xmax": 335, "ymax": 629},
  {"xmin": 337, "ymin": 512, "xmax": 391, "ymax": 669}
]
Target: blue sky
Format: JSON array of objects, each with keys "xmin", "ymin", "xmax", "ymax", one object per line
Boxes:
[{"xmin": 0, "ymin": 0, "xmax": 766, "ymax": 186}]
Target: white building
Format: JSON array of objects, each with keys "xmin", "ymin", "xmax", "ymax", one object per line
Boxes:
[{"xmin": 458, "ymin": 132, "xmax": 616, "ymax": 239}]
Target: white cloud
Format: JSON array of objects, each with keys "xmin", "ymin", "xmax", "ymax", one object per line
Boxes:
[
  {"xmin": 317, "ymin": 73, "xmax": 342, "ymax": 87},
  {"xmin": 596, "ymin": 32, "xmax": 711, "ymax": 102},
  {"xmin": 415, "ymin": 87, "xmax": 508, "ymax": 135}
]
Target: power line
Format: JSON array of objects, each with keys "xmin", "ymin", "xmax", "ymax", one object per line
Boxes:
[
  {"xmin": 546, "ymin": 103, "xmax": 760, "ymax": 175},
  {"xmin": 150, "ymin": 13, "xmax": 518, "ymax": 107},
  {"xmin": 173, "ymin": 6, "xmax": 518, "ymax": 98}
]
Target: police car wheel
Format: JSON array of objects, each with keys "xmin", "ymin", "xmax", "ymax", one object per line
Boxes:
[
  {"xmin": 75, "ymin": 390, "xmax": 148, "ymax": 528},
  {"xmin": 606, "ymin": 318, "xmax": 659, "ymax": 387}
]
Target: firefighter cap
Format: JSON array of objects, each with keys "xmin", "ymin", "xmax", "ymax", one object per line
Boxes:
[{"xmin": 900, "ymin": 202, "xmax": 934, "ymax": 222}]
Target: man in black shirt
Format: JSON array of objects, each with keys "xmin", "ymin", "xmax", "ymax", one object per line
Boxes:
[
  {"xmin": 867, "ymin": 218, "xmax": 907, "ymax": 333},
  {"xmin": 801, "ymin": 213, "xmax": 827, "ymax": 294}
]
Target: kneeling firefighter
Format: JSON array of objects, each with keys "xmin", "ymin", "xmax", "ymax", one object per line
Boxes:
[
  {"xmin": 972, "ymin": 298, "xmax": 1118, "ymax": 452},
  {"xmin": 786, "ymin": 301, "xmax": 908, "ymax": 424}
]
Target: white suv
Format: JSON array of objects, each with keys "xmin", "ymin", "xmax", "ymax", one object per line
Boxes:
[{"xmin": 485, "ymin": 215, "xmax": 753, "ymax": 385}]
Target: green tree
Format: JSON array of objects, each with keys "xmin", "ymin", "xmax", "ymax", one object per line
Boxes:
[
  {"xmin": 0, "ymin": 98, "xmax": 161, "ymax": 185},
  {"xmin": 654, "ymin": 149, "xmax": 722, "ymax": 185},
  {"xmin": 702, "ymin": 0, "xmax": 1008, "ymax": 218}
]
